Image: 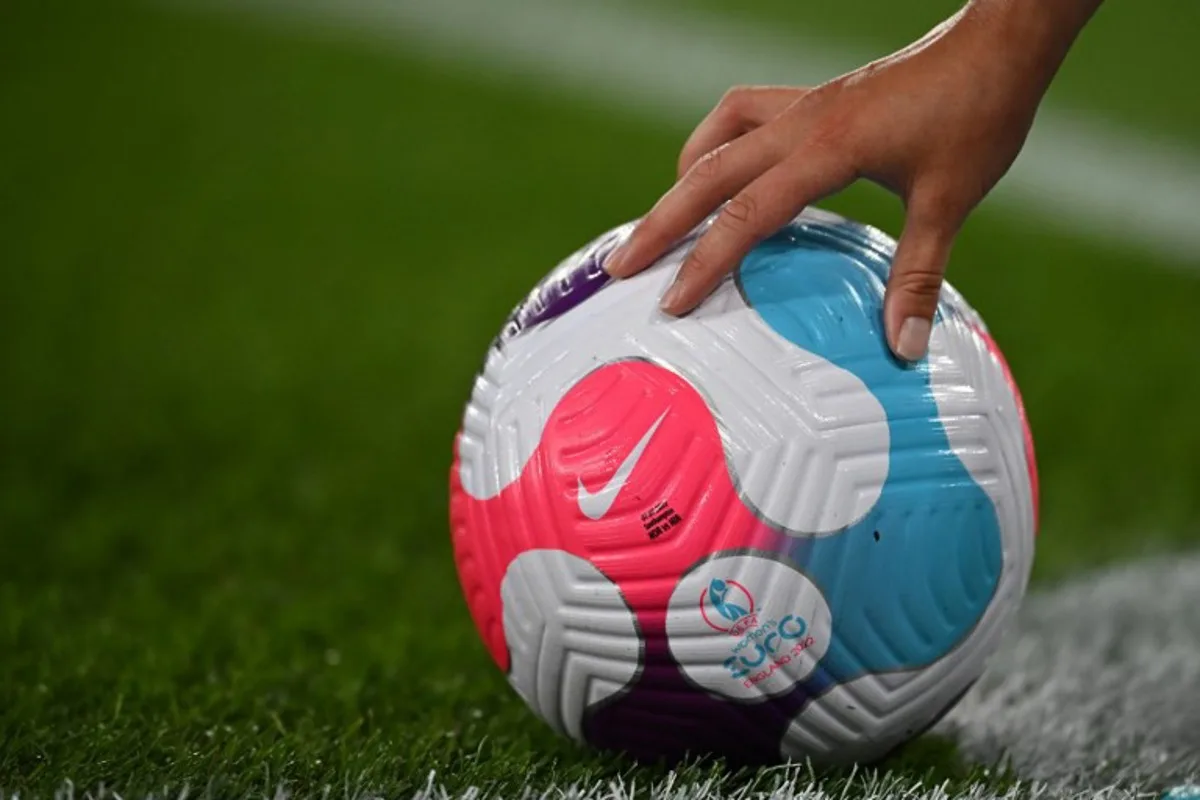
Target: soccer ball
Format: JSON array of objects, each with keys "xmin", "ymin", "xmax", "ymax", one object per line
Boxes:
[{"xmin": 449, "ymin": 208, "xmax": 1037, "ymax": 764}]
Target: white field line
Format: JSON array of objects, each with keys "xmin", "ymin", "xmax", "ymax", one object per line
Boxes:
[
  {"xmin": 171, "ymin": 0, "xmax": 1200, "ymax": 268},
  {"xmin": 940, "ymin": 552, "xmax": 1200, "ymax": 792}
]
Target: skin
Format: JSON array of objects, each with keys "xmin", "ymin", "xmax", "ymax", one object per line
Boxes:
[{"xmin": 604, "ymin": 0, "xmax": 1106, "ymax": 361}]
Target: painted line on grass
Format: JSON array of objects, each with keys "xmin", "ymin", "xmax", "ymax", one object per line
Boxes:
[
  {"xmin": 941, "ymin": 552, "xmax": 1200, "ymax": 792},
  {"xmin": 173, "ymin": 0, "xmax": 1200, "ymax": 268}
]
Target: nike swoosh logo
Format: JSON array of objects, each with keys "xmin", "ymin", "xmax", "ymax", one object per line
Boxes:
[{"xmin": 576, "ymin": 409, "xmax": 670, "ymax": 521}]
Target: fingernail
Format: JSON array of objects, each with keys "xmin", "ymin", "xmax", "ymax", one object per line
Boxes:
[
  {"xmin": 659, "ymin": 281, "xmax": 684, "ymax": 313},
  {"xmin": 604, "ymin": 243, "xmax": 630, "ymax": 277},
  {"xmin": 895, "ymin": 316, "xmax": 931, "ymax": 362}
]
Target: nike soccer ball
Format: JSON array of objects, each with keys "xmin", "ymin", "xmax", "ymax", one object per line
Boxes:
[{"xmin": 449, "ymin": 208, "xmax": 1038, "ymax": 765}]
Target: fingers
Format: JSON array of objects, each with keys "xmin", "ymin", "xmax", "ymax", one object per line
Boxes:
[
  {"xmin": 661, "ymin": 150, "xmax": 857, "ymax": 315},
  {"xmin": 677, "ymin": 86, "xmax": 807, "ymax": 179},
  {"xmin": 605, "ymin": 125, "xmax": 784, "ymax": 280},
  {"xmin": 884, "ymin": 190, "xmax": 964, "ymax": 362}
]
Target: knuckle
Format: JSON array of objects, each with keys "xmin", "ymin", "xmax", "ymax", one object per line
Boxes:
[
  {"xmin": 789, "ymin": 81, "xmax": 837, "ymax": 115},
  {"xmin": 920, "ymin": 192, "xmax": 966, "ymax": 224},
  {"xmin": 629, "ymin": 209, "xmax": 670, "ymax": 249},
  {"xmin": 779, "ymin": 83, "xmax": 862, "ymax": 155},
  {"xmin": 676, "ymin": 150, "xmax": 697, "ymax": 180},
  {"xmin": 717, "ymin": 84, "xmax": 754, "ymax": 115},
  {"xmin": 631, "ymin": 217, "xmax": 662, "ymax": 248},
  {"xmin": 805, "ymin": 110, "xmax": 858, "ymax": 156},
  {"xmin": 892, "ymin": 264, "xmax": 945, "ymax": 303},
  {"xmin": 688, "ymin": 147, "xmax": 726, "ymax": 182},
  {"xmin": 720, "ymin": 193, "xmax": 759, "ymax": 228},
  {"xmin": 680, "ymin": 243, "xmax": 716, "ymax": 283},
  {"xmin": 911, "ymin": 180, "xmax": 972, "ymax": 227}
]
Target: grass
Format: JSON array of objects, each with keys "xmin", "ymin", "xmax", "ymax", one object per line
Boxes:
[{"xmin": 0, "ymin": 0, "xmax": 1197, "ymax": 796}]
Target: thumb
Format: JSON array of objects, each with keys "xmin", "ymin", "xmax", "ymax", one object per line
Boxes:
[{"xmin": 884, "ymin": 200, "xmax": 960, "ymax": 362}]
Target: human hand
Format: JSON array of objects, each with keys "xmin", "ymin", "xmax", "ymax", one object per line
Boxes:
[{"xmin": 604, "ymin": 0, "xmax": 1102, "ymax": 361}]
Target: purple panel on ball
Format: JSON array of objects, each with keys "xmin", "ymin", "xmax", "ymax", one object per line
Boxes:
[
  {"xmin": 496, "ymin": 229, "xmax": 623, "ymax": 346},
  {"xmin": 581, "ymin": 629, "xmax": 826, "ymax": 765}
]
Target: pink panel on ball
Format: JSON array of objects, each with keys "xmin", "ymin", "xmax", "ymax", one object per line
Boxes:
[{"xmin": 449, "ymin": 359, "xmax": 783, "ymax": 672}]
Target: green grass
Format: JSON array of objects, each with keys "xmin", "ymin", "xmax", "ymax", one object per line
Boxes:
[{"xmin": 0, "ymin": 0, "xmax": 1198, "ymax": 796}]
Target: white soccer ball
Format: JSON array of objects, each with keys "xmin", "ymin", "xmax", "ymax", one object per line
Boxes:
[{"xmin": 450, "ymin": 208, "xmax": 1038, "ymax": 764}]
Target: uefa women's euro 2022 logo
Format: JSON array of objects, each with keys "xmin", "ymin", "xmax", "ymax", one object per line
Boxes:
[
  {"xmin": 699, "ymin": 578, "xmax": 758, "ymax": 634},
  {"xmin": 701, "ymin": 578, "xmax": 817, "ymax": 688},
  {"xmin": 667, "ymin": 556, "xmax": 832, "ymax": 699}
]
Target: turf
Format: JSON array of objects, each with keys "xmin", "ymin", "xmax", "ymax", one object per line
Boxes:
[{"xmin": 0, "ymin": 0, "xmax": 1198, "ymax": 797}]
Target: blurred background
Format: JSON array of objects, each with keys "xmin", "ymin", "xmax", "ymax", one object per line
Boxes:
[{"xmin": 1, "ymin": 0, "xmax": 1198, "ymax": 795}]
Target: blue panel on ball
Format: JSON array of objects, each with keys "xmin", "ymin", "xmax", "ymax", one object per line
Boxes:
[{"xmin": 737, "ymin": 223, "xmax": 1003, "ymax": 677}]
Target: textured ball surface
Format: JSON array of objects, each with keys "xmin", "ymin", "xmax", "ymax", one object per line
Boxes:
[{"xmin": 449, "ymin": 209, "xmax": 1037, "ymax": 764}]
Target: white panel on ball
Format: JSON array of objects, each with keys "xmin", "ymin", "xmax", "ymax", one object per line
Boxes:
[
  {"xmin": 500, "ymin": 549, "xmax": 642, "ymax": 742},
  {"xmin": 926, "ymin": 315, "xmax": 1036, "ymax": 543}
]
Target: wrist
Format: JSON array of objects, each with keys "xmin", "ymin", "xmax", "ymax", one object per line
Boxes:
[{"xmin": 959, "ymin": 0, "xmax": 1102, "ymax": 91}]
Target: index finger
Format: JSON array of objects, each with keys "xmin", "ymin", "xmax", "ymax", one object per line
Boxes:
[
  {"xmin": 660, "ymin": 148, "xmax": 856, "ymax": 315},
  {"xmin": 605, "ymin": 125, "xmax": 783, "ymax": 280}
]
